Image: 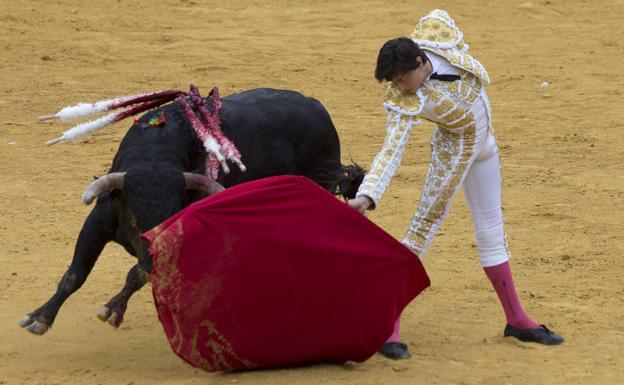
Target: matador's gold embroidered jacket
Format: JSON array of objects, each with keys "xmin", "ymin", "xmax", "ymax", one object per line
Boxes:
[{"xmin": 356, "ymin": 9, "xmax": 490, "ymax": 207}]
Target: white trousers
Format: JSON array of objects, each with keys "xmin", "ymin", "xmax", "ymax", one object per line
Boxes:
[{"xmin": 401, "ymin": 90, "xmax": 509, "ymax": 267}]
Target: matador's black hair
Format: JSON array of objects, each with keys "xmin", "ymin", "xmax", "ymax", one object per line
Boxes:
[{"xmin": 375, "ymin": 37, "xmax": 429, "ymax": 82}]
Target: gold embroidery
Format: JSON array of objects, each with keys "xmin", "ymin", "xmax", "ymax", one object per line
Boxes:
[
  {"xmin": 150, "ymin": 220, "xmax": 186, "ymax": 358},
  {"xmin": 447, "ymin": 114, "xmax": 474, "ymax": 130},
  {"xmin": 425, "ymin": 47, "xmax": 490, "ymax": 84},
  {"xmin": 441, "ymin": 108, "xmax": 466, "ymax": 123},
  {"xmin": 433, "ymin": 100, "xmax": 455, "ymax": 116},
  {"xmin": 446, "ymin": 81, "xmax": 459, "ymax": 94},
  {"xmin": 402, "ymin": 123, "xmax": 478, "ymax": 253},
  {"xmin": 184, "ymin": 320, "xmax": 256, "ymax": 372},
  {"xmin": 383, "ymin": 83, "xmax": 423, "ymax": 113},
  {"xmin": 410, "ymin": 15, "xmax": 460, "ymax": 45},
  {"xmin": 151, "ymin": 220, "xmax": 184, "ymax": 306},
  {"xmin": 358, "ymin": 107, "xmax": 416, "ymax": 204},
  {"xmin": 422, "ymin": 87, "xmax": 443, "ymax": 103},
  {"xmin": 151, "ymin": 220, "xmax": 256, "ymax": 371},
  {"xmin": 408, "ymin": 9, "xmax": 490, "ymax": 84}
]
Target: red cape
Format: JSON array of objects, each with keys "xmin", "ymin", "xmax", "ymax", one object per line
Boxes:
[{"xmin": 143, "ymin": 175, "xmax": 429, "ymax": 371}]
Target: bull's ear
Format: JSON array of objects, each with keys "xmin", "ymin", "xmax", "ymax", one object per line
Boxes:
[
  {"xmin": 82, "ymin": 172, "xmax": 126, "ymax": 205},
  {"xmin": 183, "ymin": 172, "xmax": 225, "ymax": 196}
]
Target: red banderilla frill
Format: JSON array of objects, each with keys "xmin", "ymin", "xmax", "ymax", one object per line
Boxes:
[{"xmin": 40, "ymin": 85, "xmax": 245, "ymax": 178}]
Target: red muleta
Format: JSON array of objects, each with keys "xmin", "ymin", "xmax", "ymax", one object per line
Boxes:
[{"xmin": 142, "ymin": 175, "xmax": 430, "ymax": 372}]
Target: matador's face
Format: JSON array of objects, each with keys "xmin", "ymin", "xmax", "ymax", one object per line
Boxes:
[{"xmin": 392, "ymin": 56, "xmax": 433, "ymax": 94}]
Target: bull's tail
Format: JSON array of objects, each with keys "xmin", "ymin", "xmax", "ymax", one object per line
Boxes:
[{"xmin": 311, "ymin": 161, "xmax": 366, "ymax": 201}]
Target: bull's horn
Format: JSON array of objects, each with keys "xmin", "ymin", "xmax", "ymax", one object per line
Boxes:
[
  {"xmin": 183, "ymin": 172, "xmax": 225, "ymax": 196},
  {"xmin": 82, "ymin": 172, "xmax": 126, "ymax": 205}
]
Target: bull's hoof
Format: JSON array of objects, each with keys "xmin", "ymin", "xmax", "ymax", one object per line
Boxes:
[
  {"xmin": 96, "ymin": 305, "xmax": 123, "ymax": 328},
  {"xmin": 18, "ymin": 315, "xmax": 50, "ymax": 335},
  {"xmin": 18, "ymin": 315, "xmax": 33, "ymax": 327},
  {"xmin": 96, "ymin": 305, "xmax": 111, "ymax": 321}
]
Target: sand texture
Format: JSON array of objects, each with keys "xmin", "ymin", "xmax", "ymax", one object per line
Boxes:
[{"xmin": 1, "ymin": 1, "xmax": 623, "ymax": 384}]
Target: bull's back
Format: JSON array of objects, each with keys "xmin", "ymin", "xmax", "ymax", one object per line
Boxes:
[
  {"xmin": 111, "ymin": 88, "xmax": 341, "ymax": 186},
  {"xmin": 219, "ymin": 88, "xmax": 341, "ymax": 185},
  {"xmin": 110, "ymin": 100, "xmax": 204, "ymax": 172}
]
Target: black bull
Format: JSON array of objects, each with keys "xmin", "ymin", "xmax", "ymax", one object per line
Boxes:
[{"xmin": 20, "ymin": 88, "xmax": 365, "ymax": 335}]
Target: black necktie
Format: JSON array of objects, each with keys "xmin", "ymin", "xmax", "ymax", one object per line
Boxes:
[{"xmin": 429, "ymin": 72, "xmax": 461, "ymax": 82}]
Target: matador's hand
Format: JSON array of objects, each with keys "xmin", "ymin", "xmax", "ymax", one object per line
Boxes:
[{"xmin": 348, "ymin": 196, "xmax": 374, "ymax": 214}]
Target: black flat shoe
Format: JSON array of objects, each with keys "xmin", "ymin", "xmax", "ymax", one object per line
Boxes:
[
  {"xmin": 504, "ymin": 324, "xmax": 564, "ymax": 345},
  {"xmin": 379, "ymin": 342, "xmax": 412, "ymax": 359}
]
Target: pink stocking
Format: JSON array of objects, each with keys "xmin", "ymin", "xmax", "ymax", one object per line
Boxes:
[
  {"xmin": 484, "ymin": 261, "xmax": 539, "ymax": 329},
  {"xmin": 386, "ymin": 316, "xmax": 402, "ymax": 342}
]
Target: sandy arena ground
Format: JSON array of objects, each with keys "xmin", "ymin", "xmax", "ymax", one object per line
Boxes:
[{"xmin": 1, "ymin": 1, "xmax": 623, "ymax": 384}]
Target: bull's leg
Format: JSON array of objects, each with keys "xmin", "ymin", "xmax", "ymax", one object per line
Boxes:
[
  {"xmin": 19, "ymin": 201, "xmax": 116, "ymax": 335},
  {"xmin": 96, "ymin": 264, "xmax": 149, "ymax": 327}
]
